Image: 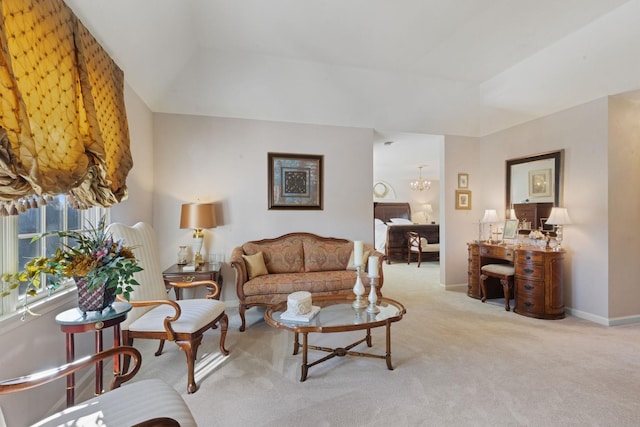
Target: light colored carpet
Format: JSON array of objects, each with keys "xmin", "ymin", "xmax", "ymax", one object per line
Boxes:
[{"xmin": 129, "ymin": 262, "xmax": 640, "ymax": 426}]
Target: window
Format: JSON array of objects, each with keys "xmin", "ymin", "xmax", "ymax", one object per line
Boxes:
[{"xmin": 2, "ymin": 196, "xmax": 107, "ymax": 309}]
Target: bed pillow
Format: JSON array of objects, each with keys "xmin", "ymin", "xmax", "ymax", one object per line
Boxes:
[
  {"xmin": 374, "ymin": 218, "xmax": 385, "ymax": 226},
  {"xmin": 389, "ymin": 217, "xmax": 413, "ymax": 225},
  {"xmin": 242, "ymin": 252, "xmax": 269, "ymax": 280}
]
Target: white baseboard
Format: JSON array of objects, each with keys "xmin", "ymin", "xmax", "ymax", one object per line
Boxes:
[
  {"xmin": 566, "ymin": 307, "xmax": 640, "ymax": 326},
  {"xmin": 443, "ymin": 283, "xmax": 467, "ymax": 291}
]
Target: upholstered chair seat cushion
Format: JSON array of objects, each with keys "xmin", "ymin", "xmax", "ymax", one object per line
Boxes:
[
  {"xmin": 128, "ymin": 299, "xmax": 226, "ymax": 333},
  {"xmin": 481, "ymin": 264, "xmax": 515, "ymax": 276},
  {"xmin": 33, "ymin": 379, "xmax": 196, "ymax": 427}
]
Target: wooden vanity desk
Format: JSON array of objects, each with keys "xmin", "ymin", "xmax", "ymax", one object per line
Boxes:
[{"xmin": 468, "ymin": 242, "xmax": 565, "ymax": 319}]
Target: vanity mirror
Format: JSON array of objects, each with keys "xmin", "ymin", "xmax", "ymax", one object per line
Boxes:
[{"xmin": 505, "ymin": 150, "xmax": 564, "ymax": 210}]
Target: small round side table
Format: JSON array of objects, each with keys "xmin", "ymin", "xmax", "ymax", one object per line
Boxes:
[{"xmin": 55, "ymin": 301, "xmax": 132, "ymax": 407}]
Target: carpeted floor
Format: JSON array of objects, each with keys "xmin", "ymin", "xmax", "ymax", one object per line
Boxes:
[{"xmin": 129, "ymin": 262, "xmax": 640, "ymax": 426}]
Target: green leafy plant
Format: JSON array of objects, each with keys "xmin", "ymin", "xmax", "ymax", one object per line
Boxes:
[{"xmin": 1, "ymin": 217, "xmax": 142, "ymax": 308}]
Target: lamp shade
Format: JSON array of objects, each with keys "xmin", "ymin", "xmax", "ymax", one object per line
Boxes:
[
  {"xmin": 546, "ymin": 207, "xmax": 572, "ymax": 225},
  {"xmin": 424, "ymin": 204, "xmax": 433, "ymax": 213},
  {"xmin": 180, "ymin": 203, "xmax": 217, "ymax": 229},
  {"xmin": 481, "ymin": 209, "xmax": 499, "ymax": 224}
]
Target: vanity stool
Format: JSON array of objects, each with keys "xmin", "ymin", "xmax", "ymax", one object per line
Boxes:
[{"xmin": 480, "ymin": 264, "xmax": 515, "ymax": 311}]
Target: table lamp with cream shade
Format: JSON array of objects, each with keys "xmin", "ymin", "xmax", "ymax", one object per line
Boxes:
[
  {"xmin": 481, "ymin": 209, "xmax": 500, "ymax": 243},
  {"xmin": 180, "ymin": 203, "xmax": 217, "ymax": 265},
  {"xmin": 546, "ymin": 207, "xmax": 572, "ymax": 251},
  {"xmin": 423, "ymin": 203, "xmax": 434, "ymax": 223}
]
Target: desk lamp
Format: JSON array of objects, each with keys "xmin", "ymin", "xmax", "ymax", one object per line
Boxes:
[
  {"xmin": 481, "ymin": 209, "xmax": 500, "ymax": 243},
  {"xmin": 546, "ymin": 207, "xmax": 571, "ymax": 251},
  {"xmin": 180, "ymin": 203, "xmax": 217, "ymax": 265}
]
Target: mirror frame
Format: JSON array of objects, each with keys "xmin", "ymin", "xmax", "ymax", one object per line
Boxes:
[{"xmin": 505, "ymin": 149, "xmax": 564, "ymax": 210}]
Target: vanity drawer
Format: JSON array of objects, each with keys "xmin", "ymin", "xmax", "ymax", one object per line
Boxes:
[
  {"xmin": 515, "ymin": 263, "xmax": 544, "ymax": 280},
  {"xmin": 515, "ymin": 292, "xmax": 544, "ymax": 314},
  {"xmin": 480, "ymin": 245, "xmax": 513, "ymax": 261},
  {"xmin": 516, "ymin": 251, "xmax": 545, "ymax": 264},
  {"xmin": 516, "ymin": 279, "xmax": 544, "ymax": 298}
]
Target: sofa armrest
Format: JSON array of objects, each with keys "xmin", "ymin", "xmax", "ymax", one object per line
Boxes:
[{"xmin": 230, "ymin": 246, "xmax": 247, "ymax": 300}]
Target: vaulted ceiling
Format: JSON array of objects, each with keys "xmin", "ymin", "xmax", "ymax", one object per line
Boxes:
[{"xmin": 65, "ymin": 0, "xmax": 640, "ymax": 137}]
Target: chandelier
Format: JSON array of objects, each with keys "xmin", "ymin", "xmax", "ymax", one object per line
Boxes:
[{"xmin": 410, "ymin": 166, "xmax": 431, "ymax": 191}]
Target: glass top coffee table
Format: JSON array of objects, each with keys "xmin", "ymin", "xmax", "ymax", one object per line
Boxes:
[{"xmin": 264, "ymin": 294, "xmax": 406, "ymax": 381}]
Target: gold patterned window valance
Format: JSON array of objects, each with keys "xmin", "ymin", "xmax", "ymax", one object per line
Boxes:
[{"xmin": 0, "ymin": 0, "xmax": 132, "ymax": 215}]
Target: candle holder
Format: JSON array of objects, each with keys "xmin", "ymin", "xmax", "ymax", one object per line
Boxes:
[
  {"xmin": 352, "ymin": 265, "xmax": 367, "ymax": 309},
  {"xmin": 366, "ymin": 276, "xmax": 379, "ymax": 314}
]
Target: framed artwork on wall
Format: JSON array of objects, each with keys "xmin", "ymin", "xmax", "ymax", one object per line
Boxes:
[
  {"xmin": 458, "ymin": 173, "xmax": 469, "ymax": 189},
  {"xmin": 455, "ymin": 190, "xmax": 472, "ymax": 210},
  {"xmin": 268, "ymin": 152, "xmax": 323, "ymax": 210},
  {"xmin": 529, "ymin": 168, "xmax": 552, "ymax": 198}
]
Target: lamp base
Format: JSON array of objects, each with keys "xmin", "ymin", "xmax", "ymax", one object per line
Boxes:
[{"xmin": 194, "ymin": 252, "xmax": 205, "ymax": 265}]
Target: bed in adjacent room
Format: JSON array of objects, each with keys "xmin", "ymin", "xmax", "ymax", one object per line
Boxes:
[{"xmin": 374, "ymin": 202, "xmax": 440, "ymax": 264}]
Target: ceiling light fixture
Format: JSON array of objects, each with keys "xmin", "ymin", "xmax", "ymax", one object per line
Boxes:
[{"xmin": 410, "ymin": 166, "xmax": 431, "ymax": 191}]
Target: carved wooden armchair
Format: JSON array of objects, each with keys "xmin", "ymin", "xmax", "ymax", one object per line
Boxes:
[
  {"xmin": 0, "ymin": 347, "xmax": 196, "ymax": 426},
  {"xmin": 109, "ymin": 222, "xmax": 229, "ymax": 393},
  {"xmin": 406, "ymin": 231, "xmax": 440, "ymax": 267}
]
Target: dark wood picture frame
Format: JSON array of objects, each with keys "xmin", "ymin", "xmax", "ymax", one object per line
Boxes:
[{"xmin": 268, "ymin": 152, "xmax": 323, "ymax": 210}]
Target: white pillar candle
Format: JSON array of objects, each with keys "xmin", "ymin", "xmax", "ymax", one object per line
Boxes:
[
  {"xmin": 368, "ymin": 256, "xmax": 379, "ymax": 278},
  {"xmin": 354, "ymin": 240, "xmax": 363, "ymax": 266}
]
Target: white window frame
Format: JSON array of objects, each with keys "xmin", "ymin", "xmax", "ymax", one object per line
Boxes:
[{"xmin": 0, "ymin": 198, "xmax": 108, "ymax": 320}]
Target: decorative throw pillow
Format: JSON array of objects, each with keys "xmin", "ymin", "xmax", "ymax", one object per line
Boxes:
[
  {"xmin": 346, "ymin": 250, "xmax": 371, "ymax": 271},
  {"xmin": 242, "ymin": 252, "xmax": 268, "ymax": 280}
]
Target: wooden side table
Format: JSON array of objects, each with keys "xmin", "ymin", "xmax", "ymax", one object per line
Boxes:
[
  {"xmin": 55, "ymin": 302, "xmax": 132, "ymax": 407},
  {"xmin": 162, "ymin": 262, "xmax": 221, "ymax": 300}
]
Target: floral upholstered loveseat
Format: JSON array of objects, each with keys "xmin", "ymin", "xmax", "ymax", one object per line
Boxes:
[{"xmin": 230, "ymin": 232, "xmax": 384, "ymax": 331}]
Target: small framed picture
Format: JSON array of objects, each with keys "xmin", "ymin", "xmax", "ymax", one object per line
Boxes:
[
  {"xmin": 503, "ymin": 219, "xmax": 519, "ymax": 240},
  {"xmin": 455, "ymin": 190, "xmax": 472, "ymax": 210},
  {"xmin": 458, "ymin": 173, "xmax": 469, "ymax": 189},
  {"xmin": 529, "ymin": 168, "xmax": 551, "ymax": 198}
]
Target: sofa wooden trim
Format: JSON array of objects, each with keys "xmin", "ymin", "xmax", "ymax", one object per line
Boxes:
[{"xmin": 231, "ymin": 232, "xmax": 384, "ymax": 331}]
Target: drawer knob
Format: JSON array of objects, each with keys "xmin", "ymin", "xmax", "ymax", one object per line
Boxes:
[
  {"xmin": 526, "ymin": 256, "xmax": 532, "ymax": 260},
  {"xmin": 524, "ymin": 285, "xmax": 534, "ymax": 290},
  {"xmin": 524, "ymin": 301, "xmax": 533, "ymax": 307},
  {"xmin": 184, "ymin": 276, "xmax": 195, "ymax": 282},
  {"xmin": 524, "ymin": 268, "xmax": 534, "ymax": 274}
]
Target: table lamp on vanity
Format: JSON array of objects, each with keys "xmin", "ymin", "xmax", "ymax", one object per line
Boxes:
[
  {"xmin": 480, "ymin": 209, "xmax": 500, "ymax": 243},
  {"xmin": 546, "ymin": 207, "xmax": 572, "ymax": 251},
  {"xmin": 180, "ymin": 203, "xmax": 217, "ymax": 265}
]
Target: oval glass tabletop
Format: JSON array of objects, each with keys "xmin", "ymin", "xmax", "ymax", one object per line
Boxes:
[{"xmin": 265, "ymin": 295, "xmax": 405, "ymax": 333}]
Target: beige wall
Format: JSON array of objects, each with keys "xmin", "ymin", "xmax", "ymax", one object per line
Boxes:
[
  {"xmin": 441, "ymin": 135, "xmax": 481, "ymax": 288},
  {"xmin": 151, "ymin": 114, "xmax": 374, "ymax": 302},
  {"xmin": 479, "ymin": 97, "xmax": 615, "ymax": 322},
  {"xmin": 608, "ymin": 96, "xmax": 640, "ymax": 319},
  {"xmin": 110, "ymin": 83, "xmax": 155, "ymax": 224}
]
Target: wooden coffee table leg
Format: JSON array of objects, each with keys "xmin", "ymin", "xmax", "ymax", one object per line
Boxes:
[
  {"xmin": 385, "ymin": 322, "xmax": 393, "ymax": 370},
  {"xmin": 366, "ymin": 327, "xmax": 372, "ymax": 347},
  {"xmin": 293, "ymin": 332, "xmax": 300, "ymax": 355},
  {"xmin": 300, "ymin": 332, "xmax": 309, "ymax": 382}
]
